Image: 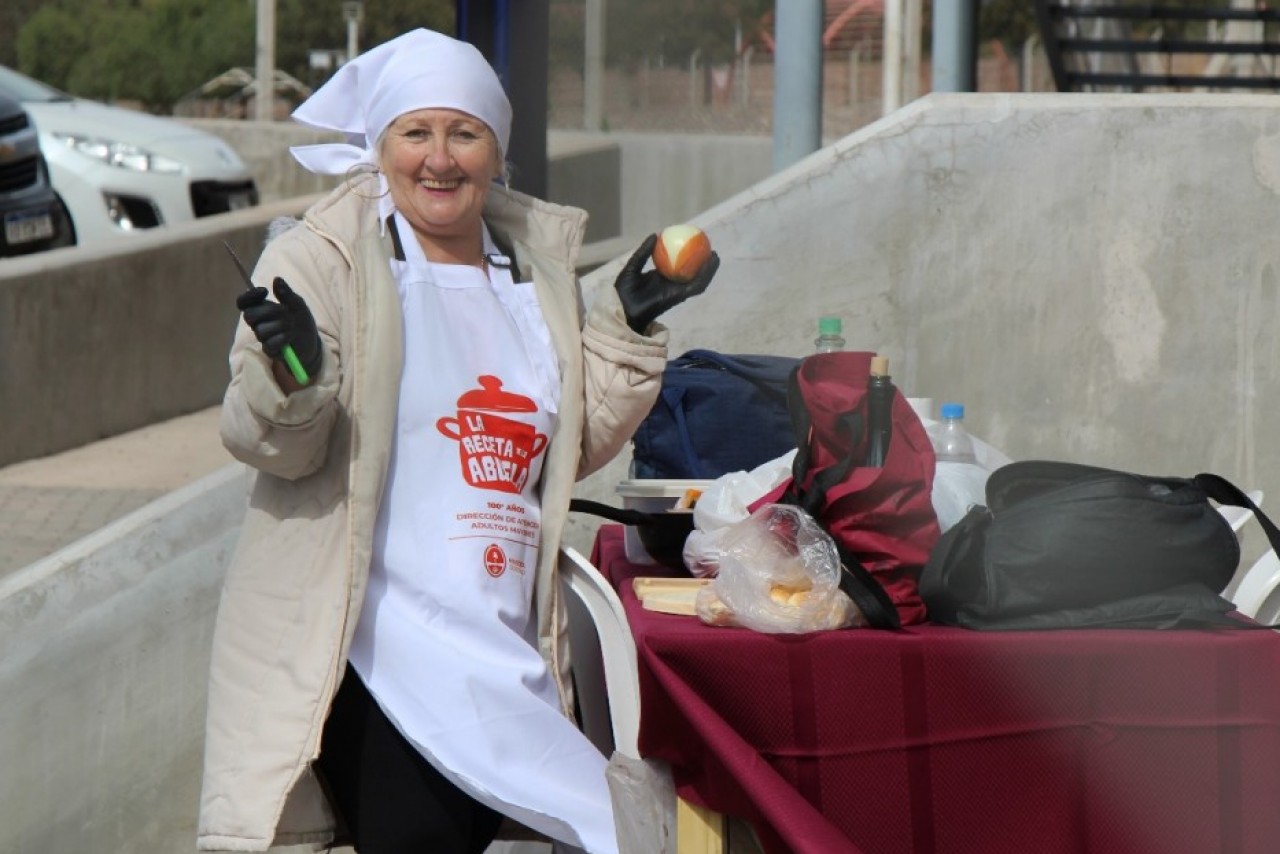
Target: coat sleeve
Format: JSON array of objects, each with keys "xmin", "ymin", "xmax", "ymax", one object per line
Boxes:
[
  {"xmin": 576, "ymin": 284, "xmax": 668, "ymax": 479},
  {"xmin": 219, "ymin": 229, "xmax": 345, "ymax": 481}
]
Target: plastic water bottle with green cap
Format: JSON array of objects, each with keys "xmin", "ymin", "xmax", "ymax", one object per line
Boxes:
[{"xmin": 814, "ymin": 316, "xmax": 846, "ymax": 353}]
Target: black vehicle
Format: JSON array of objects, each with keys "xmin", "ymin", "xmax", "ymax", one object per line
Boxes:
[{"xmin": 0, "ymin": 93, "xmax": 74, "ymax": 257}]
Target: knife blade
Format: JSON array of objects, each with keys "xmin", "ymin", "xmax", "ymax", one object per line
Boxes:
[{"xmin": 222, "ymin": 240, "xmax": 310, "ymax": 386}]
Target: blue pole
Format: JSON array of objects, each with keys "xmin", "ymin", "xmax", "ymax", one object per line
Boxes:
[
  {"xmin": 932, "ymin": 0, "xmax": 978, "ymax": 92},
  {"xmin": 493, "ymin": 0, "xmax": 511, "ymax": 87},
  {"xmin": 772, "ymin": 0, "xmax": 824, "ymax": 173},
  {"xmin": 456, "ymin": 0, "xmax": 469, "ymax": 40}
]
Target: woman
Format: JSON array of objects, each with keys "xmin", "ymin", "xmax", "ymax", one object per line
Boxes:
[{"xmin": 197, "ymin": 28, "xmax": 717, "ymax": 854}]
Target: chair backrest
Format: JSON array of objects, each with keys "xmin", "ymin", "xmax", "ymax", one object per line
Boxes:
[
  {"xmin": 1221, "ymin": 489, "xmax": 1267, "ymax": 603},
  {"xmin": 1230, "ymin": 547, "xmax": 1280, "ymax": 623},
  {"xmin": 559, "ymin": 546, "xmax": 642, "ymax": 759}
]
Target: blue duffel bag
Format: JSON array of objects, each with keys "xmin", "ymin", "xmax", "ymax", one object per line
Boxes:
[{"xmin": 631, "ymin": 349, "xmax": 800, "ymax": 480}]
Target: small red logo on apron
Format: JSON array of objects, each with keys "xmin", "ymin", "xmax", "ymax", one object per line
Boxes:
[{"xmin": 483, "ymin": 543, "xmax": 507, "ymax": 577}]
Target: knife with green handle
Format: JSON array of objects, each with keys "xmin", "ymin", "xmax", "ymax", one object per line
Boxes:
[{"xmin": 222, "ymin": 241, "xmax": 311, "ymax": 386}]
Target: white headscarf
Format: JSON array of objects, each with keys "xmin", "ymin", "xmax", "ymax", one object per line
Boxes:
[{"xmin": 289, "ymin": 28, "xmax": 512, "ymax": 179}]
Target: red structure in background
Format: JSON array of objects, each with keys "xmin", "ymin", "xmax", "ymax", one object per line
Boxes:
[{"xmin": 755, "ymin": 0, "xmax": 887, "ymax": 56}]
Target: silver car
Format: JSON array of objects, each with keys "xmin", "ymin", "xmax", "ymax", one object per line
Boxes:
[{"xmin": 0, "ymin": 65, "xmax": 258, "ymax": 248}]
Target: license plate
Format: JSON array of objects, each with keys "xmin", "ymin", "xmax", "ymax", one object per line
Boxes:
[
  {"xmin": 5, "ymin": 209, "xmax": 55, "ymax": 245},
  {"xmin": 227, "ymin": 192, "xmax": 253, "ymax": 211}
]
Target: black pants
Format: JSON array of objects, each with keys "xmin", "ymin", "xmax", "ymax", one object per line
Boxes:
[{"xmin": 316, "ymin": 664, "xmax": 504, "ymax": 854}]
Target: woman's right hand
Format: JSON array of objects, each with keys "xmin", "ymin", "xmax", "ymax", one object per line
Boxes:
[
  {"xmin": 236, "ymin": 277, "xmax": 324, "ymax": 387},
  {"xmin": 613, "ymin": 233, "xmax": 719, "ymax": 334}
]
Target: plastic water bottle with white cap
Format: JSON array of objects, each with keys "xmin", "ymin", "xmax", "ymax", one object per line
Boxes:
[
  {"xmin": 933, "ymin": 402, "xmax": 977, "ymax": 463},
  {"xmin": 814, "ymin": 316, "xmax": 846, "ymax": 353}
]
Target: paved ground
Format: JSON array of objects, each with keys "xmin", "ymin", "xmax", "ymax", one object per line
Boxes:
[{"xmin": 0, "ymin": 406, "xmax": 234, "ymax": 576}]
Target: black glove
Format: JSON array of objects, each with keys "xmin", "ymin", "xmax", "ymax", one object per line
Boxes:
[
  {"xmin": 614, "ymin": 233, "xmax": 720, "ymax": 334},
  {"xmin": 235, "ymin": 277, "xmax": 323, "ymax": 377}
]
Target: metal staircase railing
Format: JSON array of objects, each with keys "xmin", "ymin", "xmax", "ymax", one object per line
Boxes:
[{"xmin": 1033, "ymin": 1, "xmax": 1280, "ymax": 91}]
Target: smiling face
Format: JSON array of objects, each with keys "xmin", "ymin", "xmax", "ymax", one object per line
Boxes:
[{"xmin": 380, "ymin": 108, "xmax": 503, "ymax": 264}]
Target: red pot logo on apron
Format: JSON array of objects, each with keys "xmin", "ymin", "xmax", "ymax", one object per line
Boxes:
[{"xmin": 437, "ymin": 375, "xmax": 549, "ymax": 495}]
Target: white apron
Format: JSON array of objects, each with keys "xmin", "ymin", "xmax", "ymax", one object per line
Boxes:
[{"xmin": 347, "ymin": 214, "xmax": 618, "ymax": 853}]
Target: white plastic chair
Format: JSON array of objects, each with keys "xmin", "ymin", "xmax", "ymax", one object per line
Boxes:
[
  {"xmin": 559, "ymin": 550, "xmax": 743, "ymax": 853},
  {"xmin": 1219, "ymin": 489, "xmax": 1269, "ymax": 604},
  {"xmin": 1230, "ymin": 548, "xmax": 1280, "ymax": 623},
  {"xmin": 559, "ymin": 546, "xmax": 642, "ymax": 759}
]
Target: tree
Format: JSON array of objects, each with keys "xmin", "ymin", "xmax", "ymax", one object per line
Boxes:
[
  {"xmin": 16, "ymin": 0, "xmax": 254, "ymax": 110},
  {"xmin": 9, "ymin": 0, "xmax": 454, "ymax": 111},
  {"xmin": 273, "ymin": 0, "xmax": 454, "ymax": 87},
  {"xmin": 14, "ymin": 6, "xmax": 93, "ymax": 92},
  {"xmin": 0, "ymin": 0, "xmax": 46, "ymax": 68},
  {"xmin": 359, "ymin": 0, "xmax": 454, "ymax": 51},
  {"xmin": 141, "ymin": 0, "xmax": 256, "ymax": 102}
]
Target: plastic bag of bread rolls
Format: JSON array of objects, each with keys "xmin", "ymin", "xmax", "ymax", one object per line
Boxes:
[{"xmin": 694, "ymin": 503, "xmax": 864, "ymax": 632}]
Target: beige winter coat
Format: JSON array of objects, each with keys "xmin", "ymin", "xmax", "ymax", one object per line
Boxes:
[{"xmin": 197, "ymin": 175, "xmax": 667, "ymax": 851}]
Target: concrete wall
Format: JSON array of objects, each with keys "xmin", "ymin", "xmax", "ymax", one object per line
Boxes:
[
  {"xmin": 0, "ymin": 196, "xmax": 320, "ymax": 469},
  {"xmin": 606, "ymin": 131, "xmax": 773, "ymax": 239},
  {"xmin": 546, "ymin": 130, "xmax": 774, "ymax": 242},
  {"xmin": 566, "ymin": 92, "xmax": 1280, "ymax": 555},
  {"xmin": 546, "ymin": 134, "xmax": 622, "ymax": 243},
  {"xmin": 0, "ymin": 463, "xmax": 247, "ymax": 854}
]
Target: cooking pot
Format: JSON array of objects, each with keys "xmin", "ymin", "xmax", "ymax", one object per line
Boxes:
[
  {"xmin": 568, "ymin": 498, "xmax": 694, "ymax": 571},
  {"xmin": 436, "ymin": 375, "xmax": 548, "ymax": 495}
]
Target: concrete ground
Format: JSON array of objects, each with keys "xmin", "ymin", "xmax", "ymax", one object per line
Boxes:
[{"xmin": 0, "ymin": 406, "xmax": 233, "ymax": 576}]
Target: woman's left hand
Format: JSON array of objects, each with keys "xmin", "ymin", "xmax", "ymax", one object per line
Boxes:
[{"xmin": 613, "ymin": 233, "xmax": 719, "ymax": 334}]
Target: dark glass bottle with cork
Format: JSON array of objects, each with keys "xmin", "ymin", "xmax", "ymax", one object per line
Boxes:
[{"xmin": 864, "ymin": 355, "xmax": 893, "ymax": 467}]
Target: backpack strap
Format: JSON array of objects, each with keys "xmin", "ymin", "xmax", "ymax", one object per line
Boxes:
[
  {"xmin": 781, "ymin": 365, "xmax": 901, "ymax": 630},
  {"xmin": 784, "ymin": 365, "xmax": 863, "ymax": 516},
  {"xmin": 1194, "ymin": 473, "xmax": 1280, "ymax": 555},
  {"xmin": 657, "ymin": 385, "xmax": 709, "ymax": 479},
  {"xmin": 833, "ymin": 542, "xmax": 902, "ymax": 630}
]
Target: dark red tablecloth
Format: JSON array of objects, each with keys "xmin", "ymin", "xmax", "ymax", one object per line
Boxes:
[{"xmin": 592, "ymin": 525, "xmax": 1280, "ymax": 854}]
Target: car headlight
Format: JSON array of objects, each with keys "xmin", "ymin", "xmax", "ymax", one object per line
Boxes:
[{"xmin": 51, "ymin": 132, "xmax": 188, "ymax": 175}]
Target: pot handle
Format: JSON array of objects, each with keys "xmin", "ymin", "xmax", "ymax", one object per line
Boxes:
[{"xmin": 568, "ymin": 498, "xmax": 667, "ymax": 526}]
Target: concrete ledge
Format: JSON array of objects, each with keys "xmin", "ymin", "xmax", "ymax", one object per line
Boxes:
[
  {"xmin": 0, "ymin": 462, "xmax": 247, "ymax": 853},
  {"xmin": 0, "ymin": 196, "xmax": 320, "ymax": 468}
]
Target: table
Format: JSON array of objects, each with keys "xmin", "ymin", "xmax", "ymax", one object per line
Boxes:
[{"xmin": 593, "ymin": 525, "xmax": 1280, "ymax": 854}]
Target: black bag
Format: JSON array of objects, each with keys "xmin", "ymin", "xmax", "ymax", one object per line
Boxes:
[
  {"xmin": 631, "ymin": 350, "xmax": 799, "ymax": 479},
  {"xmin": 919, "ymin": 461, "xmax": 1280, "ymax": 629}
]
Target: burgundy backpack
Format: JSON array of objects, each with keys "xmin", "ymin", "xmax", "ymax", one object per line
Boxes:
[{"xmin": 754, "ymin": 352, "xmax": 941, "ymax": 627}]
